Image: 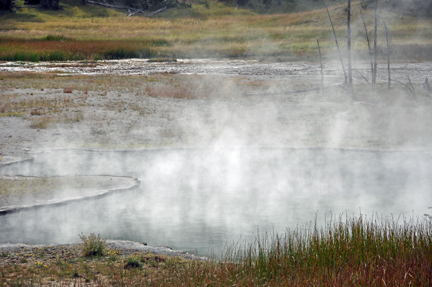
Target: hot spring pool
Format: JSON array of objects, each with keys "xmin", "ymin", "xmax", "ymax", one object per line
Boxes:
[{"xmin": 1, "ymin": 148, "xmax": 431, "ymax": 256}]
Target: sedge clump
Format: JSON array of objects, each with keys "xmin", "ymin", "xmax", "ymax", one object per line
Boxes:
[{"xmin": 79, "ymin": 233, "xmax": 106, "ymax": 257}]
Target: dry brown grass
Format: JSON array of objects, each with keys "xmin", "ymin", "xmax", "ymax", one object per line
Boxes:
[
  {"xmin": 143, "ymin": 74, "xmax": 235, "ymax": 99},
  {"xmin": 145, "ymin": 83, "xmax": 197, "ymax": 99},
  {"xmin": 0, "ymin": 79, "xmax": 88, "ymax": 128},
  {"xmin": 0, "ymin": 246, "xmax": 189, "ymax": 286},
  {"xmin": 29, "ymin": 116, "xmax": 52, "ymax": 129}
]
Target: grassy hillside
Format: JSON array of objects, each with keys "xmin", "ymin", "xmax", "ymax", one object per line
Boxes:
[{"xmin": 0, "ymin": 0, "xmax": 431, "ymax": 61}]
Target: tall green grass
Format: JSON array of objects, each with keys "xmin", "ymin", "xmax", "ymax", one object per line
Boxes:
[
  {"xmin": 229, "ymin": 215, "xmax": 432, "ymax": 285},
  {"xmin": 146, "ymin": 214, "xmax": 432, "ymax": 285},
  {"xmin": 0, "ymin": 38, "xmax": 159, "ymax": 61}
]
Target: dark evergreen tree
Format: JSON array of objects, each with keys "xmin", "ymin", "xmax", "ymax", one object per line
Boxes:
[
  {"xmin": 40, "ymin": 0, "xmax": 60, "ymax": 9},
  {"xmin": 0, "ymin": 0, "xmax": 12, "ymax": 11},
  {"xmin": 237, "ymin": 0, "xmax": 248, "ymax": 6}
]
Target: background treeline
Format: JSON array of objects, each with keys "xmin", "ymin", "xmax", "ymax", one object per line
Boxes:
[
  {"xmin": 0, "ymin": 0, "xmax": 174, "ymax": 11},
  {"xmin": 1, "ymin": 0, "xmax": 431, "ymax": 16},
  {"xmin": 0, "ymin": 0, "xmax": 12, "ymax": 10},
  {"xmin": 362, "ymin": 0, "xmax": 432, "ymax": 16}
]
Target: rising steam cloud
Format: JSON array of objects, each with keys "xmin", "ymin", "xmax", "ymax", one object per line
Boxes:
[{"xmin": 1, "ymin": 59, "xmax": 432, "ymax": 256}]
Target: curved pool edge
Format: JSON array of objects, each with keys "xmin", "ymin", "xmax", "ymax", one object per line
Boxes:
[
  {"xmin": 0, "ymin": 175, "xmax": 140, "ymax": 216},
  {"xmin": 21, "ymin": 145, "xmax": 432, "ymax": 155},
  {"xmin": 0, "ymin": 156, "xmax": 34, "ymax": 167}
]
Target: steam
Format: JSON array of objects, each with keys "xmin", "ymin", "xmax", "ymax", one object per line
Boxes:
[
  {"xmin": 1, "ymin": 148, "xmax": 432, "ymax": 255},
  {"xmin": 1, "ymin": 59, "xmax": 432, "ymax": 256}
]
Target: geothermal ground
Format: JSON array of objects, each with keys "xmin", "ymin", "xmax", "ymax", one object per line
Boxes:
[
  {"xmin": 1, "ymin": 59, "xmax": 432, "ymax": 157},
  {"xmin": 1, "ymin": 59, "xmax": 432, "ymax": 247},
  {"xmin": 1, "ymin": 59, "xmax": 432, "ymax": 285}
]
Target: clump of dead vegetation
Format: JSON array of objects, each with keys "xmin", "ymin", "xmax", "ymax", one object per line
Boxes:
[
  {"xmin": 144, "ymin": 75, "xmax": 221, "ymax": 99},
  {"xmin": 0, "ymin": 86, "xmax": 86, "ymax": 129}
]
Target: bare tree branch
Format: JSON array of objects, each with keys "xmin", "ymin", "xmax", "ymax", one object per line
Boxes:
[
  {"xmin": 352, "ymin": 69, "xmax": 371, "ymax": 87},
  {"xmin": 87, "ymin": 0, "xmax": 166, "ymax": 17},
  {"xmin": 407, "ymin": 75, "xmax": 416, "ymax": 99},
  {"xmin": 324, "ymin": 1, "xmax": 347, "ymax": 84},
  {"xmin": 391, "ymin": 78, "xmax": 416, "ymax": 99},
  {"xmin": 359, "ymin": 7, "xmax": 374, "ymax": 91}
]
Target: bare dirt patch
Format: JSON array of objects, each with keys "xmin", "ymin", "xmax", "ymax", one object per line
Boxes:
[{"xmin": 0, "ymin": 240, "xmax": 205, "ymax": 286}]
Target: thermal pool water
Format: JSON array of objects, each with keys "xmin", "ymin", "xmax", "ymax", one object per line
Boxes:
[{"xmin": 0, "ymin": 148, "xmax": 431, "ymax": 256}]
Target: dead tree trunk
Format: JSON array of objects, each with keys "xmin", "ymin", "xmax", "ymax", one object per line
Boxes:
[
  {"xmin": 325, "ymin": 2, "xmax": 347, "ymax": 84},
  {"xmin": 359, "ymin": 8, "xmax": 374, "ymax": 91},
  {"xmin": 347, "ymin": 0, "xmax": 353, "ymax": 99},
  {"xmin": 372, "ymin": 0, "xmax": 378, "ymax": 89},
  {"xmin": 317, "ymin": 39, "xmax": 324, "ymax": 91},
  {"xmin": 381, "ymin": 19, "xmax": 391, "ymax": 91}
]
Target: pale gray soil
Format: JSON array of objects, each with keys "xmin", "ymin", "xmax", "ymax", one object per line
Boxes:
[
  {"xmin": 0, "ymin": 60, "xmax": 432, "ymax": 158},
  {"xmin": 0, "ymin": 240, "xmax": 208, "ymax": 261},
  {"xmin": 0, "ymin": 60, "xmax": 431, "ymax": 160}
]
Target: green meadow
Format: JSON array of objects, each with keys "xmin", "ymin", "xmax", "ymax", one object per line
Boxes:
[{"xmin": 0, "ymin": 0, "xmax": 431, "ymax": 61}]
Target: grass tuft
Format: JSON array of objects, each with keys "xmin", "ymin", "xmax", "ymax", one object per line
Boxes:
[
  {"xmin": 41, "ymin": 35, "xmax": 70, "ymax": 42},
  {"xmin": 29, "ymin": 116, "xmax": 51, "ymax": 129},
  {"xmin": 123, "ymin": 257, "xmax": 142, "ymax": 269},
  {"xmin": 79, "ymin": 233, "xmax": 106, "ymax": 257}
]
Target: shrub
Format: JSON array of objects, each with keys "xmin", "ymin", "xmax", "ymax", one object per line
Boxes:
[
  {"xmin": 124, "ymin": 257, "xmax": 142, "ymax": 269},
  {"xmin": 79, "ymin": 233, "xmax": 106, "ymax": 257},
  {"xmin": 40, "ymin": 0, "xmax": 60, "ymax": 10},
  {"xmin": 42, "ymin": 35, "xmax": 68, "ymax": 42},
  {"xmin": 71, "ymin": 268, "xmax": 79, "ymax": 278}
]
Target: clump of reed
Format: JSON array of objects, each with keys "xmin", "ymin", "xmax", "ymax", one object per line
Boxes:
[
  {"xmin": 240, "ymin": 215, "xmax": 430, "ymax": 285},
  {"xmin": 145, "ymin": 215, "xmax": 432, "ymax": 286}
]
